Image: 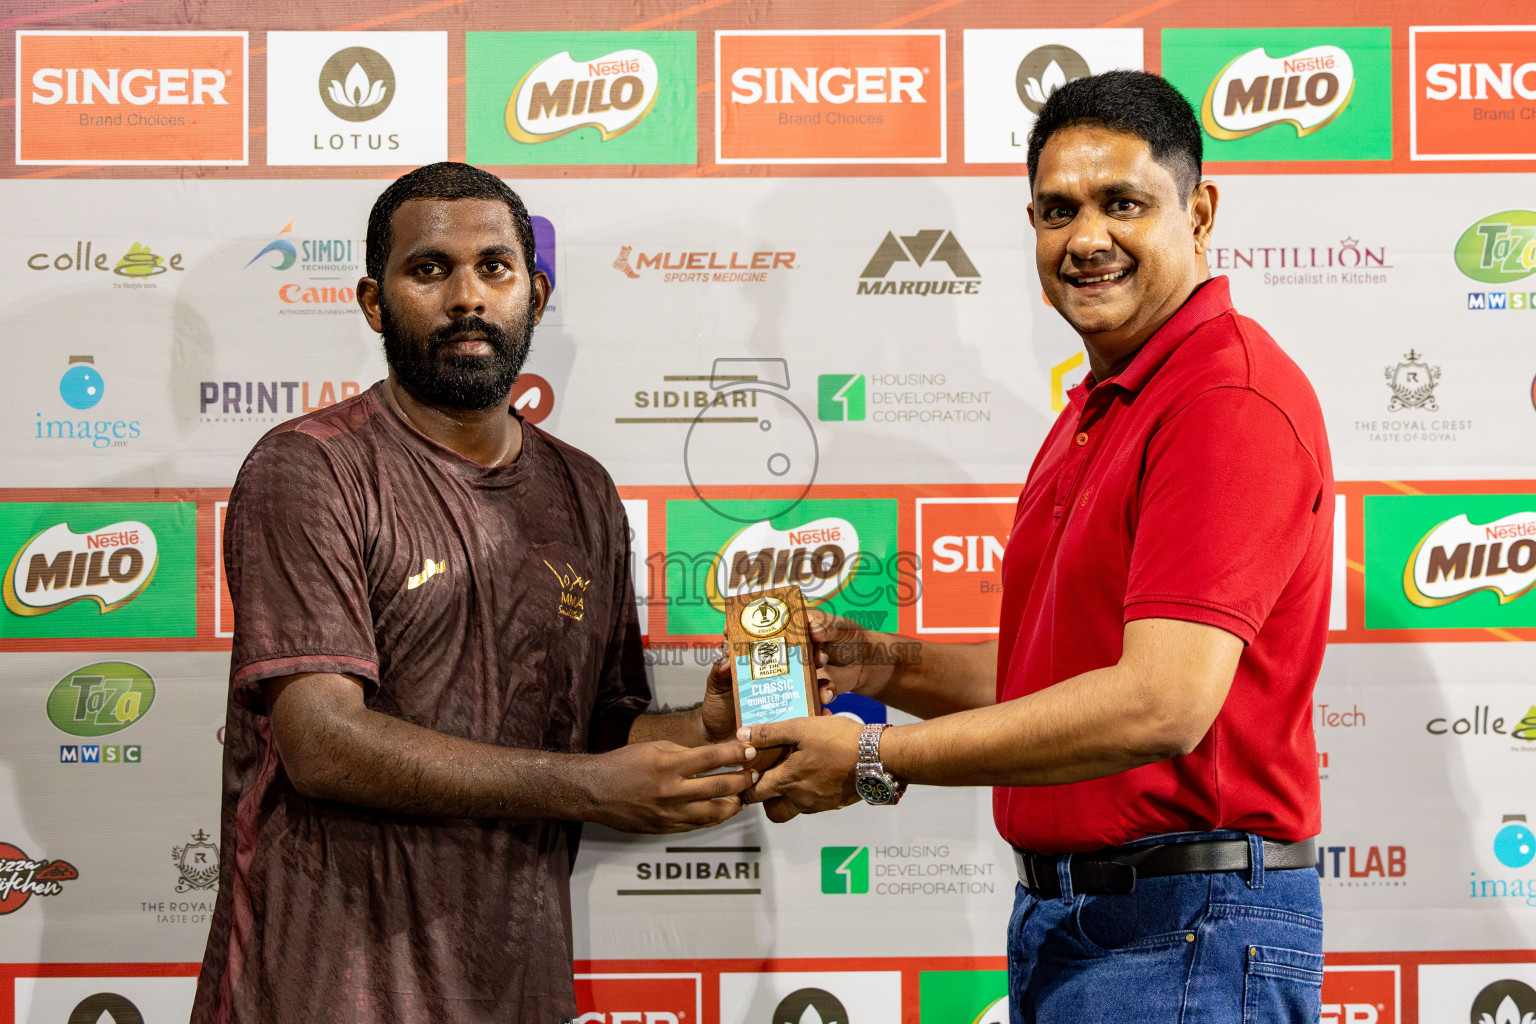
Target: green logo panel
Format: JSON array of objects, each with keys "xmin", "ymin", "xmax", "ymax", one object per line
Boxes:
[
  {"xmin": 662, "ymin": 498, "xmax": 899, "ymax": 636},
  {"xmin": 919, "ymin": 970, "xmax": 1009, "ymax": 1024},
  {"xmin": 1161, "ymin": 27, "xmax": 1392, "ymax": 161},
  {"xmin": 466, "ymin": 31, "xmax": 696, "ymax": 165},
  {"xmin": 1364, "ymin": 494, "xmax": 1536, "ymax": 630},
  {"xmin": 0, "ymin": 502, "xmax": 196, "ymax": 638},
  {"xmin": 818, "ymin": 374, "xmax": 867, "ymax": 422},
  {"xmin": 820, "ymin": 846, "xmax": 869, "ymax": 894}
]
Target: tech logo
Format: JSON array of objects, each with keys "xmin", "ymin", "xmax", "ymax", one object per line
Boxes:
[
  {"xmin": 1410, "ymin": 27, "xmax": 1536, "ymax": 160},
  {"xmin": 572, "ymin": 973, "xmax": 699, "ymax": 1024},
  {"xmin": 1321, "ymin": 965, "xmax": 1398, "ymax": 1024},
  {"xmin": 716, "ymin": 30, "xmax": 945, "ymax": 163},
  {"xmin": 16, "ymin": 31, "xmax": 247, "ymax": 165},
  {"xmin": 915, "ymin": 497, "xmax": 1015, "ymax": 635}
]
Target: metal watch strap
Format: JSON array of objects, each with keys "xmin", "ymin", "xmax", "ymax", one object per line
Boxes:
[{"xmin": 858, "ymin": 723, "xmax": 889, "ymax": 765}]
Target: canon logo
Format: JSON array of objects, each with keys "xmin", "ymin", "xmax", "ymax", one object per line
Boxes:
[
  {"xmin": 729, "ymin": 66, "xmax": 925, "ymax": 104},
  {"xmin": 1424, "ymin": 62, "xmax": 1536, "ymax": 101},
  {"xmin": 573, "ymin": 1014, "xmax": 680, "ymax": 1024},
  {"xmin": 31, "ymin": 67, "xmax": 228, "ymax": 106}
]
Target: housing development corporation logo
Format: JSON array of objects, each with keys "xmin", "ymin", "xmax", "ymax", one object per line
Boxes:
[
  {"xmin": 265, "ymin": 32, "xmax": 448, "ymax": 166},
  {"xmin": 467, "ymin": 32, "xmax": 695, "ymax": 165},
  {"xmin": 819, "ymin": 843, "xmax": 998, "ymax": 896},
  {"xmin": 16, "ymin": 31, "xmax": 247, "ymax": 165},
  {"xmin": 1161, "ymin": 27, "xmax": 1391, "ymax": 161},
  {"xmin": 1411, "ymin": 27, "xmax": 1536, "ymax": 160},
  {"xmin": 0, "ymin": 842, "xmax": 79, "ymax": 914},
  {"xmin": 717, "ymin": 30, "xmax": 944, "ymax": 163},
  {"xmin": 857, "ymin": 229, "xmax": 981, "ymax": 295}
]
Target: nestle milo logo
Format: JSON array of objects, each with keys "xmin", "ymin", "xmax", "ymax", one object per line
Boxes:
[
  {"xmin": 47, "ymin": 661, "xmax": 155, "ymax": 738},
  {"xmin": 3, "ymin": 520, "xmax": 157, "ymax": 617},
  {"xmin": 1405, "ymin": 512, "xmax": 1536, "ymax": 608},
  {"xmin": 1455, "ymin": 210, "xmax": 1536, "ymax": 284},
  {"xmin": 708, "ymin": 516, "xmax": 860, "ymax": 610}
]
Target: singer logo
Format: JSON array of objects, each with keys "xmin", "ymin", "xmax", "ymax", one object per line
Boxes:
[
  {"xmin": 1411, "ymin": 27, "xmax": 1536, "ymax": 160},
  {"xmin": 1201, "ymin": 45, "xmax": 1355, "ymax": 139},
  {"xmin": 716, "ymin": 30, "xmax": 945, "ymax": 163},
  {"xmin": 572, "ymin": 973, "xmax": 699, "ymax": 1024},
  {"xmin": 916, "ymin": 497, "xmax": 1015, "ymax": 634},
  {"xmin": 4, "ymin": 521, "xmax": 157, "ymax": 617},
  {"xmin": 507, "ymin": 49, "xmax": 658, "ymax": 143},
  {"xmin": 16, "ymin": 31, "xmax": 248, "ymax": 164},
  {"xmin": 1404, "ymin": 512, "xmax": 1536, "ymax": 608}
]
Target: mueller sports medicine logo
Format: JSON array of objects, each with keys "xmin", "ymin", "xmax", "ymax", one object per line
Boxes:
[
  {"xmin": 507, "ymin": 49, "xmax": 658, "ymax": 143},
  {"xmin": 0, "ymin": 843, "xmax": 79, "ymax": 915},
  {"xmin": 4, "ymin": 521, "xmax": 157, "ymax": 617},
  {"xmin": 716, "ymin": 30, "xmax": 945, "ymax": 163},
  {"xmin": 613, "ymin": 245, "xmax": 797, "ymax": 284},
  {"xmin": 858, "ymin": 230, "xmax": 981, "ymax": 295},
  {"xmin": 17, "ymin": 31, "xmax": 247, "ymax": 165},
  {"xmin": 1411, "ymin": 27, "xmax": 1536, "ymax": 160},
  {"xmin": 1201, "ymin": 45, "xmax": 1355, "ymax": 140},
  {"xmin": 1404, "ymin": 512, "xmax": 1536, "ymax": 608}
]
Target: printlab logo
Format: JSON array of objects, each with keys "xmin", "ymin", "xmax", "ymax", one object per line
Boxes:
[
  {"xmin": 1160, "ymin": 27, "xmax": 1392, "ymax": 161},
  {"xmin": 817, "ymin": 374, "xmax": 866, "ymax": 421},
  {"xmin": 772, "ymin": 989, "xmax": 848, "ymax": 1024},
  {"xmin": 1314, "ymin": 842, "xmax": 1407, "ymax": 885},
  {"xmin": 173, "ymin": 829, "xmax": 219, "ymax": 892},
  {"xmin": 66, "ymin": 994, "xmax": 143, "ymax": 1024},
  {"xmin": 1384, "ymin": 350, "xmax": 1441, "ymax": 412},
  {"xmin": 1470, "ymin": 980, "xmax": 1536, "ymax": 1024},
  {"xmin": 857, "ymin": 229, "xmax": 981, "ymax": 295},
  {"xmin": 48, "ymin": 661, "xmax": 155, "ymax": 739},
  {"xmin": 0, "ymin": 842, "xmax": 79, "ymax": 914},
  {"xmin": 319, "ymin": 47, "xmax": 394, "ymax": 120},
  {"xmin": 821, "ymin": 846, "xmax": 870, "ymax": 894}
]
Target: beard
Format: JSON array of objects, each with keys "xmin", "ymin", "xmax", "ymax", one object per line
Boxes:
[{"xmin": 379, "ymin": 296, "xmax": 535, "ymax": 412}]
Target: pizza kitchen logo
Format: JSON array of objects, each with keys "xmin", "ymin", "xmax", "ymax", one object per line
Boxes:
[
  {"xmin": 1404, "ymin": 511, "xmax": 1536, "ymax": 609},
  {"xmin": 1201, "ymin": 44, "xmax": 1354, "ymax": 140},
  {"xmin": 4, "ymin": 520, "xmax": 157, "ymax": 618},
  {"xmin": 0, "ymin": 842, "xmax": 79, "ymax": 914}
]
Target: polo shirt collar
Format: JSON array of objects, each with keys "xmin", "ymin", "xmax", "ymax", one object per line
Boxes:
[{"xmin": 1070, "ymin": 275, "xmax": 1233, "ymax": 405}]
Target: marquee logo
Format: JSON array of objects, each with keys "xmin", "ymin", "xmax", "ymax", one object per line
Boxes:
[
  {"xmin": 1410, "ymin": 27, "xmax": 1536, "ymax": 160},
  {"xmin": 1201, "ymin": 45, "xmax": 1354, "ymax": 140},
  {"xmin": 716, "ymin": 30, "xmax": 945, "ymax": 164},
  {"xmin": 1404, "ymin": 512, "xmax": 1536, "ymax": 608},
  {"xmin": 4, "ymin": 520, "xmax": 158, "ymax": 617},
  {"xmin": 0, "ymin": 842, "xmax": 79, "ymax": 915},
  {"xmin": 507, "ymin": 49, "xmax": 657, "ymax": 143},
  {"xmin": 857, "ymin": 229, "xmax": 981, "ymax": 295},
  {"xmin": 47, "ymin": 661, "xmax": 155, "ymax": 738},
  {"xmin": 1456, "ymin": 211, "xmax": 1536, "ymax": 285},
  {"xmin": 16, "ymin": 31, "xmax": 247, "ymax": 165},
  {"xmin": 318, "ymin": 46, "xmax": 394, "ymax": 121}
]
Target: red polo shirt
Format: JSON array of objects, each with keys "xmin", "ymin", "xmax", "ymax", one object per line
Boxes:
[{"xmin": 993, "ymin": 276, "xmax": 1332, "ymax": 854}]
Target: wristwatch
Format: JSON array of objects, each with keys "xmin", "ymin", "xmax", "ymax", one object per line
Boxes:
[{"xmin": 855, "ymin": 723, "xmax": 907, "ymax": 805}]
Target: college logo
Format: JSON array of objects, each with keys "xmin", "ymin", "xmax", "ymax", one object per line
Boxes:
[
  {"xmin": 0, "ymin": 502, "xmax": 196, "ymax": 640},
  {"xmin": 717, "ymin": 30, "xmax": 944, "ymax": 164},
  {"xmin": 48, "ymin": 661, "xmax": 155, "ymax": 737},
  {"xmin": 172, "ymin": 830, "xmax": 219, "ymax": 892},
  {"xmin": 0, "ymin": 842, "xmax": 79, "ymax": 914},
  {"xmin": 857, "ymin": 229, "xmax": 981, "ymax": 295},
  {"xmin": 919, "ymin": 970, "xmax": 1009, "ymax": 1024},
  {"xmin": 1410, "ymin": 27, "xmax": 1536, "ymax": 160},
  {"xmin": 1321, "ymin": 967, "xmax": 1398, "ymax": 1024},
  {"xmin": 265, "ymin": 32, "xmax": 446, "ymax": 165},
  {"xmin": 16, "ymin": 31, "xmax": 247, "ymax": 165},
  {"xmin": 611, "ymin": 245, "xmax": 797, "ymax": 284},
  {"xmin": 27, "ymin": 241, "xmax": 186, "ymax": 283},
  {"xmin": 572, "ymin": 973, "xmax": 699, "ymax": 1024},
  {"xmin": 467, "ymin": 32, "xmax": 695, "ymax": 165},
  {"xmin": 1161, "ymin": 27, "xmax": 1391, "ymax": 161},
  {"xmin": 962, "ymin": 29, "xmax": 1144, "ymax": 163},
  {"xmin": 916, "ymin": 497, "xmax": 1014, "ymax": 634},
  {"xmin": 1384, "ymin": 350, "xmax": 1441, "ymax": 412}
]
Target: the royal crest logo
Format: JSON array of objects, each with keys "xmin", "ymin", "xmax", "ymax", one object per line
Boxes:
[
  {"xmin": 506, "ymin": 49, "xmax": 658, "ymax": 143},
  {"xmin": 172, "ymin": 830, "xmax": 219, "ymax": 892},
  {"xmin": 1201, "ymin": 45, "xmax": 1354, "ymax": 140},
  {"xmin": 0, "ymin": 842, "xmax": 79, "ymax": 914},
  {"xmin": 1384, "ymin": 349, "xmax": 1441, "ymax": 412},
  {"xmin": 545, "ymin": 560, "xmax": 590, "ymax": 620},
  {"xmin": 1405, "ymin": 512, "xmax": 1536, "ymax": 608},
  {"xmin": 4, "ymin": 520, "xmax": 158, "ymax": 617}
]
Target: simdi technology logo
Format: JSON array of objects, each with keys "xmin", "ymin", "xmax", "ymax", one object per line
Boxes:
[
  {"xmin": 466, "ymin": 31, "xmax": 696, "ymax": 165},
  {"xmin": 1160, "ymin": 27, "xmax": 1391, "ymax": 161},
  {"xmin": 716, "ymin": 30, "xmax": 945, "ymax": 163},
  {"xmin": 1410, "ymin": 26, "xmax": 1536, "ymax": 160},
  {"xmin": 16, "ymin": 31, "xmax": 247, "ymax": 165}
]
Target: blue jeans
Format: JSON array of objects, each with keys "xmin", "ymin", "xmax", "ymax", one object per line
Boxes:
[{"xmin": 1007, "ymin": 835, "xmax": 1323, "ymax": 1023}]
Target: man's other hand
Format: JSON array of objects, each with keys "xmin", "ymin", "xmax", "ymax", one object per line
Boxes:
[
  {"xmin": 702, "ymin": 653, "xmax": 739, "ymax": 743},
  {"xmin": 587, "ymin": 739, "xmax": 756, "ymax": 834},
  {"xmin": 737, "ymin": 717, "xmax": 862, "ymax": 823}
]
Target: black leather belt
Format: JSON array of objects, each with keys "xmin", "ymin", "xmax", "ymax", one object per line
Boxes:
[{"xmin": 1013, "ymin": 837, "xmax": 1316, "ymax": 897}]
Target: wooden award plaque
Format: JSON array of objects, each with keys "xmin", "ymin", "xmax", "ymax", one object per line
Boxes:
[{"xmin": 723, "ymin": 585, "xmax": 822, "ymax": 727}]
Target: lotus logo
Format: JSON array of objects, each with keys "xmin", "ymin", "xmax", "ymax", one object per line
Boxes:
[
  {"xmin": 318, "ymin": 46, "xmax": 395, "ymax": 122},
  {"xmin": 1015, "ymin": 45, "xmax": 1090, "ymax": 114},
  {"xmin": 1404, "ymin": 512, "xmax": 1536, "ymax": 608},
  {"xmin": 1470, "ymin": 980, "xmax": 1536, "ymax": 1024},
  {"xmin": 1201, "ymin": 45, "xmax": 1355, "ymax": 140},
  {"xmin": 708, "ymin": 517, "xmax": 859, "ymax": 610},
  {"xmin": 506, "ymin": 49, "xmax": 659, "ymax": 143},
  {"xmin": 3, "ymin": 520, "xmax": 158, "ymax": 617}
]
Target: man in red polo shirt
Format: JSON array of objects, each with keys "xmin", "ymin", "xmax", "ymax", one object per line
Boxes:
[{"xmin": 741, "ymin": 71, "xmax": 1333, "ymax": 1021}]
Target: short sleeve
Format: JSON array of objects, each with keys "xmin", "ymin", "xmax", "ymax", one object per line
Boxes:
[
  {"xmin": 224, "ymin": 432, "xmax": 379, "ymax": 709},
  {"xmin": 587, "ymin": 503, "xmax": 652, "ymax": 751},
  {"xmin": 1124, "ymin": 387, "xmax": 1324, "ymax": 643}
]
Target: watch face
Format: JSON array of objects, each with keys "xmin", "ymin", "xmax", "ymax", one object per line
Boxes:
[{"xmin": 856, "ymin": 774, "xmax": 893, "ymax": 805}]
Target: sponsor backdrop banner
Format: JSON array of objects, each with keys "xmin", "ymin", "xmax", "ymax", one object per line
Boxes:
[{"xmin": 1, "ymin": 0, "xmax": 1534, "ymax": 1021}]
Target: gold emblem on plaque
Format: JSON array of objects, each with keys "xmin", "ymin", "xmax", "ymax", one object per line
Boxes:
[{"xmin": 740, "ymin": 595, "xmax": 789, "ymax": 637}]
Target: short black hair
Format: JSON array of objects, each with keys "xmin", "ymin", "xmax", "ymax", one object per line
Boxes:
[
  {"xmin": 1027, "ymin": 70, "xmax": 1203, "ymax": 201},
  {"xmin": 365, "ymin": 162, "xmax": 536, "ymax": 283}
]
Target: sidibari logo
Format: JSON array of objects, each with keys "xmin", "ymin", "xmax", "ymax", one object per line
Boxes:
[
  {"xmin": 857, "ymin": 229, "xmax": 981, "ymax": 296},
  {"xmin": 0, "ymin": 842, "xmax": 79, "ymax": 914},
  {"xmin": 708, "ymin": 517, "xmax": 859, "ymax": 611},
  {"xmin": 1455, "ymin": 211, "xmax": 1536, "ymax": 285},
  {"xmin": 4, "ymin": 521, "xmax": 157, "ymax": 617},
  {"xmin": 1201, "ymin": 45, "xmax": 1354, "ymax": 139},
  {"xmin": 1403, "ymin": 512, "xmax": 1536, "ymax": 608},
  {"xmin": 319, "ymin": 46, "xmax": 394, "ymax": 121},
  {"xmin": 507, "ymin": 49, "xmax": 657, "ymax": 143},
  {"xmin": 47, "ymin": 661, "xmax": 155, "ymax": 737}
]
